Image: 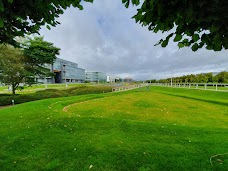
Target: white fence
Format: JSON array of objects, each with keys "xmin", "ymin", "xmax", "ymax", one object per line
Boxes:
[
  {"xmin": 112, "ymin": 84, "xmax": 149, "ymax": 92},
  {"xmin": 151, "ymin": 83, "xmax": 228, "ymax": 91}
]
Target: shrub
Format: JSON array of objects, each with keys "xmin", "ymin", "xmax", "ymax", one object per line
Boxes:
[
  {"xmin": 0, "ymin": 86, "xmax": 113, "ymax": 106},
  {"xmin": 69, "ymin": 86, "xmax": 112, "ymax": 95}
]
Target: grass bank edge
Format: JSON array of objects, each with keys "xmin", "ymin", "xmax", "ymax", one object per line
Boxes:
[{"xmin": 0, "ymin": 85, "xmax": 114, "ymax": 106}]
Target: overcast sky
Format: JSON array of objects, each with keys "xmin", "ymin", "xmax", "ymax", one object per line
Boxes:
[{"xmin": 40, "ymin": 1, "xmax": 227, "ymax": 80}]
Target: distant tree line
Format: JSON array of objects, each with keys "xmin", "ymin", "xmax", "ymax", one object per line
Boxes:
[{"xmin": 146, "ymin": 71, "xmax": 228, "ymax": 84}]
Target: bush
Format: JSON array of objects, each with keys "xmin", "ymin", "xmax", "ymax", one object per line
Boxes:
[
  {"xmin": 35, "ymin": 89, "xmax": 69, "ymax": 98},
  {"xmin": 0, "ymin": 86, "xmax": 113, "ymax": 106},
  {"xmin": 68, "ymin": 86, "xmax": 112, "ymax": 95}
]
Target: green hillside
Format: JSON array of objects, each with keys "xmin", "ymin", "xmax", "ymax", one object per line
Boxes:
[{"xmin": 0, "ymin": 87, "xmax": 228, "ymax": 170}]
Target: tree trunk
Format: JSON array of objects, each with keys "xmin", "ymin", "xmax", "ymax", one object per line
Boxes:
[
  {"xmin": 12, "ymin": 84, "xmax": 16, "ymax": 96},
  {"xmin": 12, "ymin": 85, "xmax": 15, "ymax": 95}
]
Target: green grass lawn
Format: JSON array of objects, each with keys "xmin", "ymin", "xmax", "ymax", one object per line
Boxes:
[
  {"xmin": 0, "ymin": 83, "xmax": 89, "ymax": 95},
  {"xmin": 0, "ymin": 87, "xmax": 228, "ymax": 170}
]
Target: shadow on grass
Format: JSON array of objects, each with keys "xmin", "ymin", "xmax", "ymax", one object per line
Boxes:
[{"xmin": 159, "ymin": 92, "xmax": 228, "ymax": 107}]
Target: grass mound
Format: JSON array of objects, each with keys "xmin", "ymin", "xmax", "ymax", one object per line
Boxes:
[
  {"xmin": 0, "ymin": 85, "xmax": 113, "ymax": 106},
  {"xmin": 0, "ymin": 87, "xmax": 228, "ymax": 170},
  {"xmin": 67, "ymin": 85, "xmax": 112, "ymax": 95}
]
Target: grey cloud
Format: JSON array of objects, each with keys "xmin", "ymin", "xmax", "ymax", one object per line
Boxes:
[{"xmin": 40, "ymin": 0, "xmax": 228, "ymax": 80}]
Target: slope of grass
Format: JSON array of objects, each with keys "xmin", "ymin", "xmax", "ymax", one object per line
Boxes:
[
  {"xmin": 0, "ymin": 87, "xmax": 228, "ymax": 170},
  {"xmin": 0, "ymin": 85, "xmax": 113, "ymax": 106},
  {"xmin": 150, "ymin": 86, "xmax": 228, "ymax": 104}
]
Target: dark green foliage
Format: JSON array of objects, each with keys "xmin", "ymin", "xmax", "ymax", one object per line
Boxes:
[
  {"xmin": 0, "ymin": 37, "xmax": 59, "ymax": 94},
  {"xmin": 22, "ymin": 37, "xmax": 60, "ymax": 84},
  {"xmin": 66, "ymin": 86, "xmax": 113, "ymax": 95},
  {"xmin": 23, "ymin": 37, "xmax": 60, "ymax": 67},
  {"xmin": 35, "ymin": 89, "xmax": 69, "ymax": 98},
  {"xmin": 125, "ymin": 0, "xmax": 228, "ymax": 51},
  {"xmin": 216, "ymin": 71, "xmax": 228, "ymax": 83},
  {"xmin": 0, "ymin": 44, "xmax": 26, "ymax": 95},
  {"xmin": 158, "ymin": 71, "xmax": 228, "ymax": 83},
  {"xmin": 1, "ymin": 0, "xmax": 227, "ymax": 52},
  {"xmin": 145, "ymin": 79, "xmax": 156, "ymax": 83},
  {"xmin": 0, "ymin": 86, "xmax": 112, "ymax": 106},
  {"xmin": 0, "ymin": 0, "xmax": 93, "ymax": 46}
]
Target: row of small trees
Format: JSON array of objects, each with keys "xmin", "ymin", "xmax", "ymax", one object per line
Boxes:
[
  {"xmin": 146, "ymin": 72, "xmax": 228, "ymax": 84},
  {"xmin": 0, "ymin": 37, "xmax": 60, "ymax": 95}
]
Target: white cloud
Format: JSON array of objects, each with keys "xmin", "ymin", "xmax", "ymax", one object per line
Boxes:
[{"xmin": 40, "ymin": 0, "xmax": 228, "ymax": 80}]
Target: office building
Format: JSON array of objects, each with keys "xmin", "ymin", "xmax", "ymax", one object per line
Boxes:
[
  {"xmin": 85, "ymin": 72, "xmax": 107, "ymax": 82},
  {"xmin": 37, "ymin": 58, "xmax": 85, "ymax": 84}
]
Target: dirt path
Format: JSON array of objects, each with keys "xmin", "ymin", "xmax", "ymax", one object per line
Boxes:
[
  {"xmin": 63, "ymin": 99, "xmax": 100, "ymax": 112},
  {"xmin": 63, "ymin": 97, "xmax": 110, "ymax": 112},
  {"xmin": 0, "ymin": 105, "xmax": 13, "ymax": 110}
]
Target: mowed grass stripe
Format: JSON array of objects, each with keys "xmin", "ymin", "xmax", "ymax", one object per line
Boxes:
[
  {"xmin": 66, "ymin": 91, "xmax": 228, "ymax": 128},
  {"xmin": 0, "ymin": 87, "xmax": 228, "ymax": 170}
]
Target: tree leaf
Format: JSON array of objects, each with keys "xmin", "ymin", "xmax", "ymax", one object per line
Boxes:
[
  {"xmin": 0, "ymin": 0, "xmax": 4, "ymax": 12},
  {"xmin": 198, "ymin": 42, "xmax": 204, "ymax": 48},
  {"xmin": 161, "ymin": 40, "xmax": 168, "ymax": 47},
  {"xmin": 125, "ymin": 1, "xmax": 130, "ymax": 8},
  {"xmin": 222, "ymin": 38, "xmax": 228, "ymax": 49},
  {"xmin": 206, "ymin": 44, "xmax": 213, "ymax": 50},
  {"xmin": 84, "ymin": 0, "xmax": 93, "ymax": 2},
  {"xmin": 192, "ymin": 34, "xmax": 200, "ymax": 42},
  {"xmin": 214, "ymin": 42, "xmax": 222, "ymax": 51},
  {"xmin": 77, "ymin": 4, "xmax": 83, "ymax": 10},
  {"xmin": 201, "ymin": 34, "xmax": 208, "ymax": 43},
  {"xmin": 154, "ymin": 39, "xmax": 163, "ymax": 46},
  {"xmin": 174, "ymin": 34, "xmax": 182, "ymax": 42},
  {"xmin": 122, "ymin": 0, "xmax": 130, "ymax": 8},
  {"xmin": 46, "ymin": 25, "xmax": 51, "ymax": 30},
  {"xmin": 132, "ymin": 0, "xmax": 140, "ymax": 5},
  {"xmin": 0, "ymin": 19, "xmax": 3, "ymax": 28},
  {"xmin": 178, "ymin": 42, "xmax": 184, "ymax": 48},
  {"xmin": 191, "ymin": 43, "xmax": 198, "ymax": 51}
]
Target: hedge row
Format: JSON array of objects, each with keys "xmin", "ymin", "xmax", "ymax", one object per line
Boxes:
[{"xmin": 0, "ymin": 85, "xmax": 113, "ymax": 106}]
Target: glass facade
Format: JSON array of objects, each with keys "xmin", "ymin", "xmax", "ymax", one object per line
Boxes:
[
  {"xmin": 85, "ymin": 72, "xmax": 107, "ymax": 82},
  {"xmin": 38, "ymin": 58, "xmax": 85, "ymax": 84},
  {"xmin": 54, "ymin": 58, "xmax": 85, "ymax": 83}
]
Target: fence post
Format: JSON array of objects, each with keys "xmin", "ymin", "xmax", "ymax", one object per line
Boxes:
[
  {"xmin": 216, "ymin": 84, "xmax": 218, "ymax": 91},
  {"xmin": 189, "ymin": 84, "xmax": 190, "ymax": 88},
  {"xmin": 204, "ymin": 84, "xmax": 207, "ymax": 90},
  {"xmin": 196, "ymin": 84, "xmax": 198, "ymax": 89}
]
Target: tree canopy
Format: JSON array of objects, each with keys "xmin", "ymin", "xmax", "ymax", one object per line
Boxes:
[
  {"xmin": 23, "ymin": 36, "xmax": 60, "ymax": 78},
  {"xmin": 123, "ymin": 0, "xmax": 228, "ymax": 51},
  {"xmin": 0, "ymin": 0, "xmax": 227, "ymax": 51},
  {"xmin": 0, "ymin": 44, "xmax": 26, "ymax": 94},
  {"xmin": 156, "ymin": 71, "xmax": 228, "ymax": 83},
  {"xmin": 0, "ymin": 0, "xmax": 93, "ymax": 46},
  {"xmin": 0, "ymin": 37, "xmax": 60, "ymax": 94}
]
